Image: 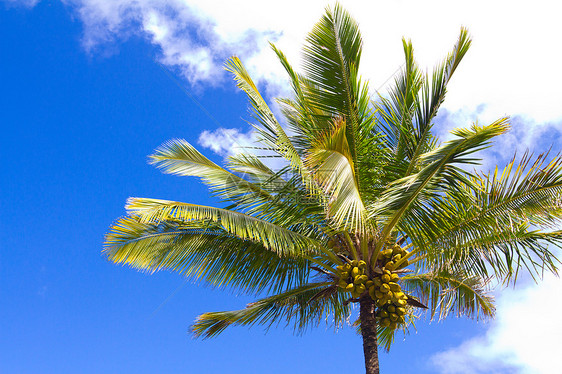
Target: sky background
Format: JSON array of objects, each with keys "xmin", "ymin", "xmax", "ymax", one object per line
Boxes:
[{"xmin": 1, "ymin": 1, "xmax": 561, "ymax": 373}]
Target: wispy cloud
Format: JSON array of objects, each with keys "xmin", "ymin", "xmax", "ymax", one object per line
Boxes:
[
  {"xmin": 434, "ymin": 109, "xmax": 562, "ymax": 170},
  {"xmin": 198, "ymin": 127, "xmax": 290, "ymax": 172},
  {"xmin": 14, "ymin": 1, "xmax": 562, "ymax": 123},
  {"xmin": 198, "ymin": 127, "xmax": 256, "ymax": 157},
  {"xmin": 2, "ymin": 0, "xmax": 40, "ymax": 7},
  {"xmin": 52, "ymin": 0, "xmax": 319, "ymax": 93},
  {"xmin": 34, "ymin": 0, "xmax": 560, "ymax": 125},
  {"xmin": 430, "ymin": 274, "xmax": 562, "ymax": 374}
]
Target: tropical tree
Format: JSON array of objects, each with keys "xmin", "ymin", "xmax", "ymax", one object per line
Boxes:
[{"xmin": 104, "ymin": 5, "xmax": 561, "ymax": 374}]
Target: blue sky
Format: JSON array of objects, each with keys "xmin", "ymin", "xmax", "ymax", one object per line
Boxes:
[{"xmin": 2, "ymin": 1, "xmax": 561, "ymax": 373}]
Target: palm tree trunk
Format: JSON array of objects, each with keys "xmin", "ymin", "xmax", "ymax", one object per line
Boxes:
[{"xmin": 359, "ymin": 297, "xmax": 380, "ymax": 374}]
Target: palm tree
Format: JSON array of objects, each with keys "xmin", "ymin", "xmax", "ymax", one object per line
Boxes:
[{"xmin": 104, "ymin": 5, "xmax": 561, "ymax": 374}]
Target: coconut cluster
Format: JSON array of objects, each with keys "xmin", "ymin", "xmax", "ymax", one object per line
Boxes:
[
  {"xmin": 372, "ymin": 244, "xmax": 410, "ymax": 329},
  {"xmin": 336, "ymin": 260, "xmax": 372, "ymax": 299},
  {"xmin": 335, "ymin": 244, "xmax": 411, "ymax": 330}
]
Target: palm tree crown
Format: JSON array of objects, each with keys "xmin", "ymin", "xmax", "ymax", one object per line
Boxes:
[{"xmin": 105, "ymin": 5, "xmax": 561, "ymax": 373}]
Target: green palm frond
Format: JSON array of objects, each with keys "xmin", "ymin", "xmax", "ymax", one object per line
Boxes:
[
  {"xmin": 376, "ymin": 38, "xmax": 423, "ymax": 163},
  {"xmin": 375, "ymin": 28, "xmax": 471, "ymax": 181},
  {"xmin": 148, "ymin": 139, "xmax": 272, "ymax": 211},
  {"xmin": 270, "ymin": 43, "xmax": 320, "ymax": 141},
  {"xmin": 224, "ymin": 57, "xmax": 289, "ymax": 150},
  {"xmin": 405, "ymin": 28, "xmax": 471, "ymax": 175},
  {"xmin": 306, "ymin": 117, "xmax": 367, "ymax": 232},
  {"xmin": 476, "ymin": 152, "xmax": 562, "ymax": 226},
  {"xmin": 300, "ymin": 2, "xmax": 370, "ymax": 184},
  {"xmin": 302, "ymin": 4, "xmax": 362, "ymax": 123},
  {"xmin": 104, "ymin": 217, "xmax": 310, "ymax": 295},
  {"xmin": 225, "ymin": 57, "xmax": 318, "ymax": 192},
  {"xmin": 226, "ymin": 152, "xmax": 281, "ymax": 185},
  {"xmin": 191, "ymin": 282, "xmax": 349, "ymax": 338},
  {"xmin": 465, "ymin": 228, "xmax": 561, "ymax": 282},
  {"xmin": 371, "ymin": 119, "xmax": 510, "ymax": 252},
  {"xmin": 402, "ymin": 269, "xmax": 495, "ymax": 321},
  {"xmin": 226, "ymin": 154, "xmax": 327, "ymax": 227},
  {"xmin": 376, "ymin": 313, "xmax": 417, "ymax": 352},
  {"xmin": 433, "ymin": 224, "xmax": 561, "ymax": 283},
  {"xmin": 405, "ymin": 153, "xmax": 562, "ymax": 280},
  {"xmin": 124, "ymin": 197, "xmax": 339, "ymax": 264}
]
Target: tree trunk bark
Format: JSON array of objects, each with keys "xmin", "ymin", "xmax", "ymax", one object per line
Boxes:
[{"xmin": 360, "ymin": 296, "xmax": 380, "ymax": 374}]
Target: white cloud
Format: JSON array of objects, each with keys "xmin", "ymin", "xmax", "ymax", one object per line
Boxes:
[
  {"xmin": 198, "ymin": 127, "xmax": 256, "ymax": 157},
  {"xmin": 19, "ymin": 1, "xmax": 562, "ymax": 124},
  {"xmin": 430, "ymin": 273, "xmax": 562, "ymax": 374},
  {"xmin": 433, "ymin": 109, "xmax": 562, "ymax": 169},
  {"xmin": 56, "ymin": 0, "xmax": 320, "ymax": 88},
  {"xmin": 198, "ymin": 127, "xmax": 290, "ymax": 172}
]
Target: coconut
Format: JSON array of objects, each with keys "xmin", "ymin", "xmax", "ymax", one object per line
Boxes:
[{"xmin": 356, "ymin": 284, "xmax": 366, "ymax": 294}]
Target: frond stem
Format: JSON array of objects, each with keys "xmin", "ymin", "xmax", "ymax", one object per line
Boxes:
[
  {"xmin": 394, "ymin": 247, "xmax": 419, "ymax": 269},
  {"xmin": 310, "ymin": 266, "xmax": 334, "ymax": 277},
  {"xmin": 360, "ymin": 235, "xmax": 369, "ymax": 263},
  {"xmin": 343, "ymin": 231, "xmax": 360, "ymax": 260},
  {"xmin": 344, "ymin": 297, "xmax": 361, "ymax": 305},
  {"xmin": 407, "ymin": 254, "xmax": 427, "ymax": 266}
]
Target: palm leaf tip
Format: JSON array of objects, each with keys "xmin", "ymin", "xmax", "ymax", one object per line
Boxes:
[{"xmin": 191, "ymin": 312, "xmax": 233, "ymax": 339}]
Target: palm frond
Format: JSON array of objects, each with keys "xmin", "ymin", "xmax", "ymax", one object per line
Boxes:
[
  {"xmin": 225, "ymin": 57, "xmax": 317, "ymax": 191},
  {"xmin": 270, "ymin": 43, "xmax": 320, "ymax": 142},
  {"xmin": 375, "ymin": 38, "xmax": 423, "ymax": 163},
  {"xmin": 302, "ymin": 4, "xmax": 362, "ymax": 121},
  {"xmin": 370, "ymin": 118, "xmax": 510, "ymax": 251},
  {"xmin": 306, "ymin": 117, "xmax": 367, "ymax": 232},
  {"xmin": 300, "ymin": 3, "xmax": 367, "ymax": 173},
  {"xmin": 375, "ymin": 28, "xmax": 471, "ymax": 181},
  {"xmin": 476, "ymin": 152, "xmax": 562, "ymax": 227},
  {"xmin": 405, "ymin": 28, "xmax": 471, "ymax": 175},
  {"xmin": 149, "ymin": 139, "xmax": 272, "ymax": 211},
  {"xmin": 401, "ymin": 269, "xmax": 495, "ymax": 321},
  {"xmin": 227, "ymin": 152, "xmax": 281, "ymax": 185},
  {"xmin": 376, "ymin": 313, "xmax": 417, "ymax": 352},
  {"xmin": 427, "ymin": 224, "xmax": 561, "ymax": 283},
  {"xmin": 405, "ymin": 153, "xmax": 562, "ymax": 281},
  {"xmin": 191, "ymin": 282, "xmax": 349, "ymax": 338},
  {"xmin": 123, "ymin": 197, "xmax": 336, "ymax": 259},
  {"xmin": 104, "ymin": 217, "xmax": 310, "ymax": 295}
]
